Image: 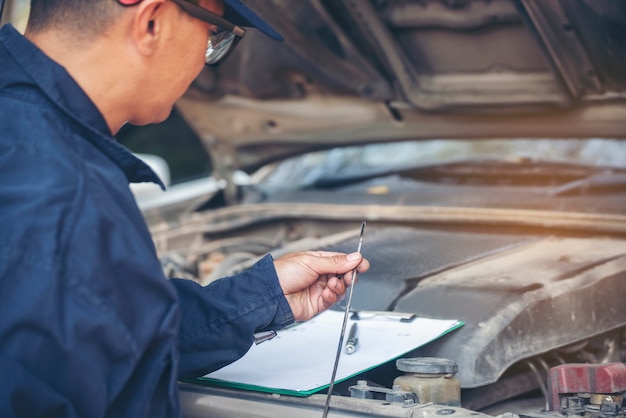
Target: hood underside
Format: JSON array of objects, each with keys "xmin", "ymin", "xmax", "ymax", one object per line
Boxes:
[{"xmin": 175, "ymin": 0, "xmax": 626, "ymax": 173}]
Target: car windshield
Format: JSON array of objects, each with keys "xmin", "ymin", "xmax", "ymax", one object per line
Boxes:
[{"xmin": 258, "ymin": 138, "xmax": 626, "ymax": 189}]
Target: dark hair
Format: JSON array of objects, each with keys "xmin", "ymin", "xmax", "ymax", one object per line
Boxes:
[{"xmin": 27, "ymin": 0, "xmax": 124, "ymax": 37}]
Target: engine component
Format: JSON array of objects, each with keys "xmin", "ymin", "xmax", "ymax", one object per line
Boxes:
[
  {"xmin": 548, "ymin": 362, "xmax": 626, "ymax": 416},
  {"xmin": 392, "ymin": 357, "xmax": 461, "ymax": 406},
  {"xmin": 348, "ymin": 380, "xmax": 419, "ymax": 406}
]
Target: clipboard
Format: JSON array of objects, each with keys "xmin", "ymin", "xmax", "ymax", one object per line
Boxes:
[{"xmin": 194, "ymin": 310, "xmax": 463, "ymax": 396}]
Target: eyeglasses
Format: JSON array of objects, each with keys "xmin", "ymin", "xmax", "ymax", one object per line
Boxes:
[
  {"xmin": 170, "ymin": 0, "xmax": 245, "ymax": 65},
  {"xmin": 117, "ymin": 0, "xmax": 246, "ymax": 66}
]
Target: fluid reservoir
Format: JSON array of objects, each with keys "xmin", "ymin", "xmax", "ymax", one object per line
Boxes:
[{"xmin": 393, "ymin": 357, "xmax": 461, "ymax": 406}]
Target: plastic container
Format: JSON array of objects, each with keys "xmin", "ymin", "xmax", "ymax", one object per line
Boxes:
[{"xmin": 393, "ymin": 357, "xmax": 461, "ymax": 406}]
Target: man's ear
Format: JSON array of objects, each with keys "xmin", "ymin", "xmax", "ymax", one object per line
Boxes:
[{"xmin": 130, "ymin": 0, "xmax": 167, "ymax": 58}]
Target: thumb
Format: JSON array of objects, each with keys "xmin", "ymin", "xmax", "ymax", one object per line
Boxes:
[{"xmin": 309, "ymin": 251, "xmax": 364, "ymax": 276}]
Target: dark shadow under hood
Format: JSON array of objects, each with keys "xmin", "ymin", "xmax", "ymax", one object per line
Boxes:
[{"xmin": 175, "ymin": 0, "xmax": 626, "ymax": 173}]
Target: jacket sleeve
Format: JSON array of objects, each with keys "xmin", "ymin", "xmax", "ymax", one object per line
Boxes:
[{"xmin": 172, "ymin": 254, "xmax": 295, "ymax": 379}]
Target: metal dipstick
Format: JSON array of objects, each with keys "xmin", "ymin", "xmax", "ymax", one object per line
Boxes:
[{"xmin": 322, "ymin": 221, "xmax": 366, "ymax": 418}]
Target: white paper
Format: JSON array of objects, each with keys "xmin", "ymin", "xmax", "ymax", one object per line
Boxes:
[{"xmin": 203, "ymin": 310, "xmax": 462, "ymax": 394}]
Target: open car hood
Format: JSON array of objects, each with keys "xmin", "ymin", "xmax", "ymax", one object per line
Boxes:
[{"xmin": 175, "ymin": 0, "xmax": 626, "ymax": 174}]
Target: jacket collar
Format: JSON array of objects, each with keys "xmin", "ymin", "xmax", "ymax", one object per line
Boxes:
[{"xmin": 0, "ymin": 24, "xmax": 165, "ymax": 189}]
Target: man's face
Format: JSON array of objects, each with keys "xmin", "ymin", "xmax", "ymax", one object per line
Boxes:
[{"xmin": 135, "ymin": 0, "xmax": 226, "ymax": 126}]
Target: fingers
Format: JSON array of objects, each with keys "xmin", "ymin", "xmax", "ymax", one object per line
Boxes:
[
  {"xmin": 339, "ymin": 254, "xmax": 369, "ymax": 287},
  {"xmin": 277, "ymin": 250, "xmax": 370, "ymax": 275},
  {"xmin": 275, "ymin": 251, "xmax": 369, "ymax": 295},
  {"xmin": 328, "ymin": 275, "xmax": 345, "ymax": 293},
  {"xmin": 274, "ymin": 250, "xmax": 370, "ymax": 320},
  {"xmin": 306, "ymin": 251, "xmax": 370, "ymax": 276},
  {"xmin": 341, "ymin": 270, "xmax": 357, "ymax": 287},
  {"xmin": 306, "ymin": 252, "xmax": 368, "ymax": 290},
  {"xmin": 321, "ymin": 276, "xmax": 346, "ymax": 308},
  {"xmin": 321, "ymin": 287, "xmax": 338, "ymax": 309}
]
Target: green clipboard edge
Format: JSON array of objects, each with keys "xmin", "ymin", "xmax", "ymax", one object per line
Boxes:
[{"xmin": 186, "ymin": 321, "xmax": 464, "ymax": 397}]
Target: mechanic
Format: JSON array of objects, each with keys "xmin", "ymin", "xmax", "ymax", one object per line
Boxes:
[{"xmin": 0, "ymin": 0, "xmax": 369, "ymax": 416}]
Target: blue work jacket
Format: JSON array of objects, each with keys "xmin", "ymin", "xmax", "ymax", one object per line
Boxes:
[{"xmin": 0, "ymin": 25, "xmax": 294, "ymax": 418}]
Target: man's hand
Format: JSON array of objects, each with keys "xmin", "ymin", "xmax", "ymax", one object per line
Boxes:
[{"xmin": 273, "ymin": 251, "xmax": 370, "ymax": 321}]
